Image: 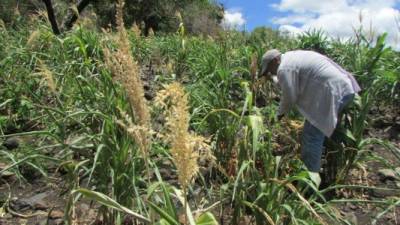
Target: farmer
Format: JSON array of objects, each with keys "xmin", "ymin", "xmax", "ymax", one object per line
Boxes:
[{"xmin": 259, "ymin": 49, "xmax": 361, "ymax": 178}]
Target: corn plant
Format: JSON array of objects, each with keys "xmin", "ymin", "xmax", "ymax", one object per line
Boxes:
[
  {"xmin": 323, "ymin": 33, "xmax": 396, "ymax": 185},
  {"xmin": 297, "ymin": 29, "xmax": 329, "ymax": 55},
  {"xmin": 1, "ymin": 5, "xmax": 400, "ymax": 225}
]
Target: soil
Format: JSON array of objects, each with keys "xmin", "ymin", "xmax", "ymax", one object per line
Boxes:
[
  {"xmin": 333, "ymin": 106, "xmax": 400, "ymax": 225},
  {"xmin": 0, "ymin": 170, "xmax": 98, "ymax": 225}
]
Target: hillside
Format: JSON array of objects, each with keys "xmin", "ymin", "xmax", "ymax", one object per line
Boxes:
[{"xmin": 0, "ymin": 1, "xmax": 399, "ymax": 224}]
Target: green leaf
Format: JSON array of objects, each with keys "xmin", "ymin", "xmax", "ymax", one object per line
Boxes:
[
  {"xmin": 172, "ymin": 187, "xmax": 196, "ymax": 225},
  {"xmin": 87, "ymin": 144, "xmax": 105, "ymax": 185},
  {"xmin": 156, "ymin": 219, "xmax": 172, "ymax": 225},
  {"xmin": 241, "ymin": 81, "xmax": 253, "ymax": 113},
  {"xmin": 344, "ymin": 129, "xmax": 356, "ymax": 143},
  {"xmin": 154, "ymin": 166, "xmax": 178, "ymax": 219},
  {"xmin": 72, "ymin": 188, "xmax": 150, "ymax": 223},
  {"xmin": 147, "ymin": 201, "xmax": 180, "ymax": 225},
  {"xmin": 195, "ymin": 212, "xmax": 219, "ymax": 225},
  {"xmin": 147, "ymin": 168, "xmax": 178, "ymax": 220},
  {"xmin": 248, "ymin": 115, "xmax": 264, "ymax": 161},
  {"xmin": 232, "ymin": 161, "xmax": 251, "ymax": 201},
  {"xmin": 307, "ymin": 171, "xmax": 321, "ymax": 188},
  {"xmin": 0, "ymin": 99, "xmax": 12, "ymax": 109}
]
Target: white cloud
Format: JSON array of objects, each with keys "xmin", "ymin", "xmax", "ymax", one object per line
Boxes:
[
  {"xmin": 279, "ymin": 25, "xmax": 302, "ymax": 35},
  {"xmin": 222, "ymin": 9, "xmax": 246, "ymax": 29},
  {"xmin": 272, "ymin": 14, "xmax": 315, "ymax": 25},
  {"xmin": 272, "ymin": 0, "xmax": 400, "ymax": 49},
  {"xmin": 274, "ymin": 0, "xmax": 348, "ymax": 13}
]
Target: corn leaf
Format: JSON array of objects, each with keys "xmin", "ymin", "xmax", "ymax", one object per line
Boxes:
[
  {"xmin": 72, "ymin": 188, "xmax": 150, "ymax": 223},
  {"xmin": 195, "ymin": 212, "xmax": 219, "ymax": 225}
]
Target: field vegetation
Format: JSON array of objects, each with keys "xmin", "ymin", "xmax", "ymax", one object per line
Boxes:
[{"xmin": 0, "ymin": 0, "xmax": 399, "ymax": 224}]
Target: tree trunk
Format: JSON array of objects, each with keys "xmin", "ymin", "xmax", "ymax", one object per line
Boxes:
[
  {"xmin": 42, "ymin": 0, "xmax": 60, "ymax": 35},
  {"xmin": 61, "ymin": 0, "xmax": 91, "ymax": 32}
]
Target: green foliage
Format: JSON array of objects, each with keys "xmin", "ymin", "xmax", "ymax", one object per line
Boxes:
[
  {"xmin": 1, "ymin": 16, "xmax": 399, "ymax": 225},
  {"xmin": 298, "ymin": 29, "xmax": 329, "ymax": 54},
  {"xmin": 248, "ymin": 26, "xmax": 297, "ymax": 52},
  {"xmin": 73, "ymin": 188, "xmax": 151, "ymax": 223},
  {"xmin": 0, "ymin": 0, "xmax": 222, "ymax": 36},
  {"xmin": 92, "ymin": 0, "xmax": 223, "ymax": 35},
  {"xmin": 0, "ymin": 0, "xmax": 40, "ymax": 25},
  {"xmin": 323, "ymin": 33, "xmax": 399, "ymax": 185}
]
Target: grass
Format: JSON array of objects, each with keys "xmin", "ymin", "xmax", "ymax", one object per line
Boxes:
[{"xmin": 0, "ymin": 6, "xmax": 399, "ymax": 225}]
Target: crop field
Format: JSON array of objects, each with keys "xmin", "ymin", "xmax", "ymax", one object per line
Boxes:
[{"xmin": 0, "ymin": 1, "xmax": 399, "ymax": 225}]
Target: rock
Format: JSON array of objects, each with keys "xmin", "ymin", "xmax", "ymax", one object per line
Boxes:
[
  {"xmin": 37, "ymin": 219, "xmax": 48, "ymax": 225},
  {"xmin": 46, "ymin": 218, "xmax": 64, "ymax": 225},
  {"xmin": 80, "ymin": 203, "xmax": 89, "ymax": 212},
  {"xmin": 52, "ymin": 219, "xmax": 64, "ymax": 225},
  {"xmin": 144, "ymin": 92, "xmax": 154, "ymax": 101},
  {"xmin": 372, "ymin": 116, "xmax": 392, "ymax": 129},
  {"xmin": 158, "ymin": 168, "xmax": 175, "ymax": 180},
  {"xmin": 20, "ymin": 165, "xmax": 43, "ymax": 181},
  {"xmin": 343, "ymin": 212, "xmax": 358, "ymax": 225},
  {"xmin": 161, "ymin": 159, "xmax": 172, "ymax": 167},
  {"xmin": 123, "ymin": 215, "xmax": 135, "ymax": 225},
  {"xmin": 388, "ymin": 125, "xmax": 400, "ymax": 140},
  {"xmin": 349, "ymin": 203, "xmax": 357, "ymax": 210},
  {"xmin": 2, "ymin": 212, "xmax": 12, "ymax": 219},
  {"xmin": 93, "ymin": 219, "xmax": 103, "ymax": 225},
  {"xmin": 76, "ymin": 203, "xmax": 90, "ymax": 217},
  {"xmin": 10, "ymin": 198, "xmax": 31, "ymax": 211},
  {"xmin": 370, "ymin": 188, "xmax": 400, "ymax": 198},
  {"xmin": 143, "ymin": 83, "xmax": 151, "ymax": 90},
  {"xmin": 2, "ymin": 137, "xmax": 20, "ymax": 150},
  {"xmin": 378, "ymin": 169, "xmax": 396, "ymax": 181},
  {"xmin": 344, "ymin": 203, "xmax": 358, "ymax": 212},
  {"xmin": 0, "ymin": 169, "xmax": 15, "ymax": 179},
  {"xmin": 25, "ymin": 192, "xmax": 47, "ymax": 204},
  {"xmin": 34, "ymin": 200, "xmax": 48, "ymax": 210},
  {"xmin": 395, "ymin": 167, "xmax": 400, "ymax": 175},
  {"xmin": 383, "ymin": 213, "xmax": 394, "ymax": 221},
  {"xmin": 10, "ymin": 192, "xmax": 48, "ymax": 211},
  {"xmin": 0, "ymin": 162, "xmax": 8, "ymax": 169},
  {"xmin": 18, "ymin": 219, "xmax": 28, "ymax": 225},
  {"xmin": 0, "ymin": 192, "xmax": 8, "ymax": 205},
  {"xmin": 49, "ymin": 209, "xmax": 64, "ymax": 219},
  {"xmin": 356, "ymin": 213, "xmax": 370, "ymax": 225}
]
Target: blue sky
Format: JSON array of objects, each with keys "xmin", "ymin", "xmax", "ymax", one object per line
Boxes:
[
  {"xmin": 218, "ymin": 0, "xmax": 400, "ymax": 48},
  {"xmin": 218, "ymin": 0, "xmax": 283, "ymax": 30}
]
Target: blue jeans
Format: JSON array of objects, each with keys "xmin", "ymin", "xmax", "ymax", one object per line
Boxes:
[{"xmin": 301, "ymin": 94, "xmax": 355, "ymax": 172}]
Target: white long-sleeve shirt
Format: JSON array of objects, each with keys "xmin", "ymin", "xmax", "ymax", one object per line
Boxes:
[{"xmin": 277, "ymin": 50, "xmax": 361, "ymax": 137}]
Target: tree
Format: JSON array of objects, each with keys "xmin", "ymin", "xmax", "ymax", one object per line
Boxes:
[
  {"xmin": 92, "ymin": 0, "xmax": 223, "ymax": 35},
  {"xmin": 42, "ymin": 0, "xmax": 60, "ymax": 34},
  {"xmin": 2, "ymin": 0, "xmax": 223, "ymax": 36},
  {"xmin": 62, "ymin": 0, "xmax": 92, "ymax": 31}
]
